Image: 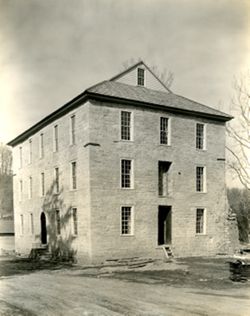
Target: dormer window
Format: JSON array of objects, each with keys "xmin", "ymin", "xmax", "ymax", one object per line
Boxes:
[{"xmin": 137, "ymin": 68, "xmax": 145, "ymax": 86}]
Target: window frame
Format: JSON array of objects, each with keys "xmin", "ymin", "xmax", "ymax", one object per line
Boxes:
[
  {"xmin": 19, "ymin": 179, "xmax": 23, "ymax": 202},
  {"xmin": 70, "ymin": 161, "xmax": 77, "ymax": 190},
  {"xmin": 120, "ymin": 205, "xmax": 134, "ymax": 236},
  {"xmin": 120, "ymin": 159, "xmax": 134, "ymax": 189},
  {"xmin": 195, "ymin": 208, "xmax": 206, "ymax": 235},
  {"xmin": 30, "ymin": 213, "xmax": 34, "ymax": 235},
  {"xmin": 71, "ymin": 207, "xmax": 78, "ymax": 236},
  {"xmin": 28, "ymin": 139, "xmax": 32, "ymax": 164},
  {"xmin": 160, "ymin": 117, "xmax": 171, "ymax": 145},
  {"xmin": 56, "ymin": 209, "xmax": 61, "ymax": 235},
  {"xmin": 19, "ymin": 146, "xmax": 22, "ymax": 168},
  {"xmin": 54, "ymin": 167, "xmax": 59, "ymax": 194},
  {"xmin": 137, "ymin": 67, "xmax": 145, "ymax": 86},
  {"xmin": 70, "ymin": 114, "xmax": 76, "ymax": 145},
  {"xmin": 41, "ymin": 172, "xmax": 45, "ymax": 197},
  {"xmin": 39, "ymin": 133, "xmax": 44, "ymax": 158},
  {"xmin": 28, "ymin": 176, "xmax": 32, "ymax": 199},
  {"xmin": 196, "ymin": 123, "xmax": 206, "ymax": 150},
  {"xmin": 20, "ymin": 214, "xmax": 24, "ymax": 235},
  {"xmin": 53, "ymin": 125, "xmax": 59, "ymax": 152},
  {"xmin": 196, "ymin": 166, "xmax": 206, "ymax": 193},
  {"xmin": 120, "ymin": 110, "xmax": 133, "ymax": 141}
]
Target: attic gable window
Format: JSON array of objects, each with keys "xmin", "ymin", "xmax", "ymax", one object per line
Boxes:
[{"xmin": 137, "ymin": 68, "xmax": 145, "ymax": 86}]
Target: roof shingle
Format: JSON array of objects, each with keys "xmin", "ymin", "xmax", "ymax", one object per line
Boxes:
[{"xmin": 87, "ymin": 81, "xmax": 232, "ymax": 120}]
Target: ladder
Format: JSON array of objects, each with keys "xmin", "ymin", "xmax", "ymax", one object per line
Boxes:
[{"xmin": 162, "ymin": 245, "xmax": 173, "ymax": 258}]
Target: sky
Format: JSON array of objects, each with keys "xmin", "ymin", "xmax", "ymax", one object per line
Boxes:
[{"xmin": 0, "ymin": 0, "xmax": 249, "ymax": 146}]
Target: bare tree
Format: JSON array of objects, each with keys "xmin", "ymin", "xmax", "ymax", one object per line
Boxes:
[
  {"xmin": 122, "ymin": 58, "xmax": 174, "ymax": 89},
  {"xmin": 0, "ymin": 143, "xmax": 12, "ymax": 175},
  {"xmin": 226, "ymin": 72, "xmax": 250, "ymax": 190}
]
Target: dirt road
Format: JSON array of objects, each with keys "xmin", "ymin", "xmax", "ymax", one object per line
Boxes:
[{"xmin": 0, "ymin": 269, "xmax": 250, "ymax": 316}]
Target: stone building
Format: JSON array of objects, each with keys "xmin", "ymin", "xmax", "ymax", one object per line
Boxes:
[{"xmin": 8, "ymin": 61, "xmax": 233, "ymax": 263}]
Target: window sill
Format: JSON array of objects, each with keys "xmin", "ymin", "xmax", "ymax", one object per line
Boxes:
[
  {"xmin": 159, "ymin": 143, "xmax": 171, "ymax": 147},
  {"xmin": 120, "ymin": 234, "xmax": 134, "ymax": 237},
  {"xmin": 120, "ymin": 187, "xmax": 134, "ymax": 190},
  {"xmin": 196, "ymin": 148, "xmax": 207, "ymax": 152},
  {"xmin": 195, "ymin": 191, "xmax": 207, "ymax": 194},
  {"xmin": 120, "ymin": 139, "xmax": 134, "ymax": 143},
  {"xmin": 195, "ymin": 233, "xmax": 207, "ymax": 236}
]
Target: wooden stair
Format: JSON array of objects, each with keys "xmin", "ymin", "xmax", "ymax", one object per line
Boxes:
[{"xmin": 162, "ymin": 245, "xmax": 173, "ymax": 259}]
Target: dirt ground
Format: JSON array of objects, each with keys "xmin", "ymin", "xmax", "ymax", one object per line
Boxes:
[{"xmin": 0, "ymin": 256, "xmax": 250, "ymax": 316}]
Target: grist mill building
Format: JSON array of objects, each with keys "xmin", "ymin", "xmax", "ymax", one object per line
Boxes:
[{"xmin": 8, "ymin": 61, "xmax": 233, "ymax": 263}]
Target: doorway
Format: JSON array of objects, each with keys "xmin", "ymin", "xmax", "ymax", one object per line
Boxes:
[
  {"xmin": 40, "ymin": 212, "xmax": 47, "ymax": 244},
  {"xmin": 158, "ymin": 206, "xmax": 172, "ymax": 245}
]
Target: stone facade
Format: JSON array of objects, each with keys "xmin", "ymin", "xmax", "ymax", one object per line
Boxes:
[{"xmin": 9, "ymin": 61, "xmax": 233, "ymax": 263}]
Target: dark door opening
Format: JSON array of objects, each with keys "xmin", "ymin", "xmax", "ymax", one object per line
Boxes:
[
  {"xmin": 40, "ymin": 212, "xmax": 47, "ymax": 244},
  {"xmin": 158, "ymin": 206, "xmax": 172, "ymax": 245}
]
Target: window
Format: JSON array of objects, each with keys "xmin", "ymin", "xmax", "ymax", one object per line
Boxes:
[
  {"xmin": 28, "ymin": 176, "xmax": 32, "ymax": 199},
  {"xmin": 121, "ymin": 206, "xmax": 133, "ymax": 235},
  {"xmin": 72, "ymin": 208, "xmax": 78, "ymax": 235},
  {"xmin": 196, "ymin": 166, "xmax": 206, "ymax": 192},
  {"xmin": 41, "ymin": 172, "xmax": 45, "ymax": 197},
  {"xmin": 53, "ymin": 125, "xmax": 58, "ymax": 152},
  {"xmin": 20, "ymin": 214, "xmax": 24, "ymax": 235},
  {"xmin": 39, "ymin": 133, "xmax": 44, "ymax": 158},
  {"xmin": 19, "ymin": 146, "xmax": 22, "ymax": 168},
  {"xmin": 160, "ymin": 117, "xmax": 169, "ymax": 145},
  {"xmin": 19, "ymin": 180, "xmax": 23, "ymax": 201},
  {"xmin": 196, "ymin": 123, "xmax": 205, "ymax": 150},
  {"xmin": 158, "ymin": 161, "xmax": 172, "ymax": 196},
  {"xmin": 121, "ymin": 111, "xmax": 132, "ymax": 140},
  {"xmin": 29, "ymin": 139, "xmax": 32, "ymax": 164},
  {"xmin": 137, "ymin": 68, "xmax": 145, "ymax": 86},
  {"xmin": 70, "ymin": 115, "xmax": 76, "ymax": 145},
  {"xmin": 55, "ymin": 167, "xmax": 59, "ymax": 193},
  {"xmin": 56, "ymin": 210, "xmax": 61, "ymax": 235},
  {"xmin": 196, "ymin": 208, "xmax": 205, "ymax": 234},
  {"xmin": 71, "ymin": 161, "xmax": 77, "ymax": 190},
  {"xmin": 30, "ymin": 213, "xmax": 34, "ymax": 235},
  {"xmin": 121, "ymin": 159, "xmax": 133, "ymax": 188}
]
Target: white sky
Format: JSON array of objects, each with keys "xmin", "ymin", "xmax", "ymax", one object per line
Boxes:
[{"xmin": 0, "ymin": 0, "xmax": 249, "ymax": 187}]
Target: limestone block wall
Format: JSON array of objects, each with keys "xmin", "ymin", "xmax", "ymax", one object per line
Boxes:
[
  {"xmin": 13, "ymin": 102, "xmax": 92, "ymax": 261},
  {"xmin": 88, "ymin": 100, "xmax": 229, "ymax": 262}
]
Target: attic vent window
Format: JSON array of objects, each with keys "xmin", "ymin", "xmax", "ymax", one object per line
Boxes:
[{"xmin": 137, "ymin": 68, "xmax": 145, "ymax": 86}]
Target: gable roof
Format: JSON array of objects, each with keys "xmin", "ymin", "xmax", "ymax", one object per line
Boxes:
[
  {"xmin": 7, "ymin": 61, "xmax": 233, "ymax": 147},
  {"xmin": 110, "ymin": 60, "xmax": 172, "ymax": 92}
]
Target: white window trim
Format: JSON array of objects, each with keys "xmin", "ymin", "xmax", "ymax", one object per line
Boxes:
[
  {"xmin": 19, "ymin": 180, "xmax": 23, "ymax": 202},
  {"xmin": 195, "ymin": 208, "xmax": 207, "ymax": 235},
  {"xmin": 196, "ymin": 122, "xmax": 207, "ymax": 151},
  {"xmin": 120, "ymin": 205, "xmax": 134, "ymax": 236},
  {"xmin": 20, "ymin": 214, "xmax": 24, "ymax": 236},
  {"xmin": 196, "ymin": 165, "xmax": 207, "ymax": 193},
  {"xmin": 19, "ymin": 146, "xmax": 22, "ymax": 169},
  {"xmin": 40, "ymin": 172, "xmax": 45, "ymax": 197},
  {"xmin": 28, "ymin": 139, "xmax": 32, "ymax": 164},
  {"xmin": 159, "ymin": 116, "xmax": 171, "ymax": 146},
  {"xmin": 53, "ymin": 125, "xmax": 58, "ymax": 152},
  {"xmin": 71, "ymin": 207, "xmax": 78, "ymax": 236},
  {"xmin": 120, "ymin": 110, "xmax": 134, "ymax": 141},
  {"xmin": 28, "ymin": 176, "xmax": 32, "ymax": 199},
  {"xmin": 39, "ymin": 133, "xmax": 44, "ymax": 158},
  {"xmin": 120, "ymin": 158, "xmax": 134, "ymax": 189},
  {"xmin": 137, "ymin": 67, "xmax": 146, "ymax": 87},
  {"xmin": 54, "ymin": 167, "xmax": 60, "ymax": 194},
  {"xmin": 30, "ymin": 213, "xmax": 34, "ymax": 235},
  {"xmin": 70, "ymin": 161, "xmax": 77, "ymax": 191},
  {"xmin": 69, "ymin": 114, "xmax": 76, "ymax": 146}
]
